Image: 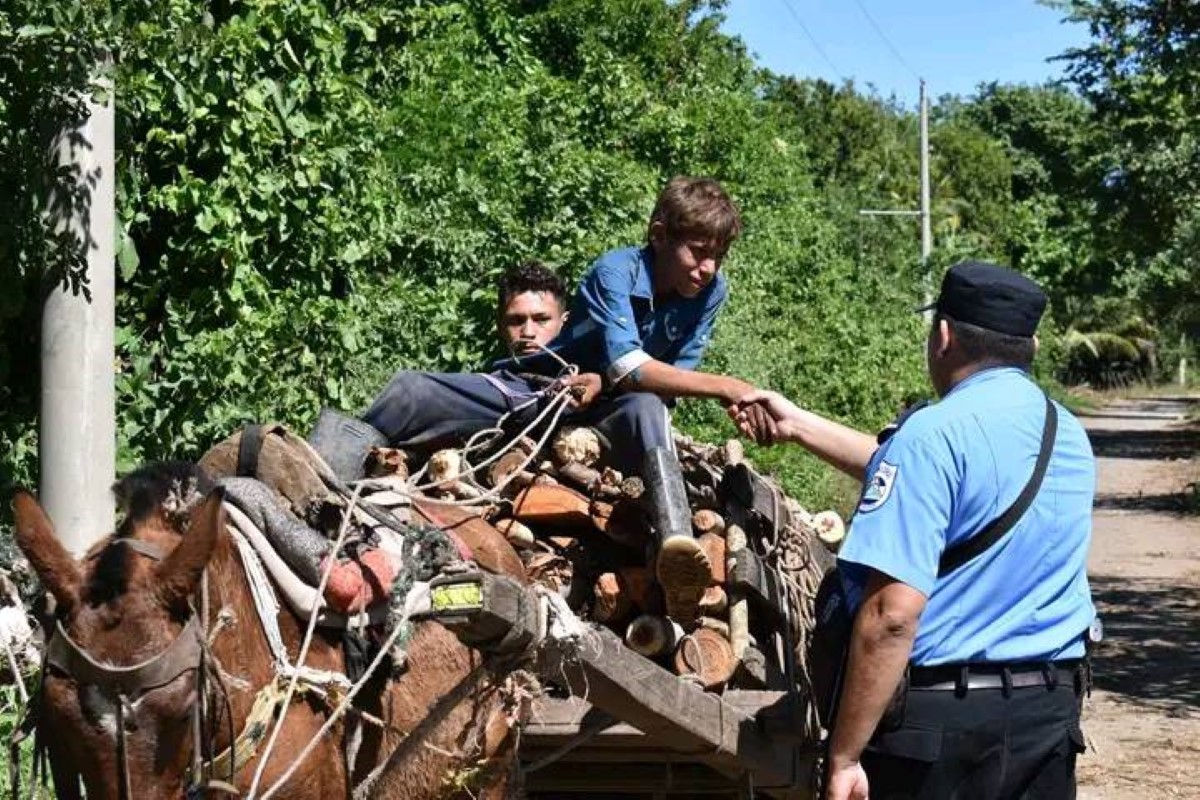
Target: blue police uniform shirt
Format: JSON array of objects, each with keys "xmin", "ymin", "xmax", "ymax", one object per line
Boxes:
[
  {"xmin": 838, "ymin": 367, "xmax": 1096, "ymax": 666},
  {"xmin": 494, "ymin": 245, "xmax": 727, "ymax": 381}
]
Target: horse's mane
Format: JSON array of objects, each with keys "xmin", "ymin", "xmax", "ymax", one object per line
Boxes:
[{"xmin": 86, "ymin": 460, "xmax": 215, "ymax": 603}]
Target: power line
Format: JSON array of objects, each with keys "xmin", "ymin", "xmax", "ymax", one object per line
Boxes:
[
  {"xmin": 776, "ymin": 0, "xmax": 845, "ymax": 81},
  {"xmin": 851, "ymin": 0, "xmax": 921, "ymax": 81}
]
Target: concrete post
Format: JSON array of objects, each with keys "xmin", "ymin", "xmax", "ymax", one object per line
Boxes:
[{"xmin": 40, "ymin": 68, "xmax": 116, "ymax": 555}]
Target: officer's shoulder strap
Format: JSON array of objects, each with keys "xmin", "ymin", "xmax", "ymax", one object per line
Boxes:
[{"xmin": 937, "ymin": 393, "xmax": 1058, "ymax": 577}]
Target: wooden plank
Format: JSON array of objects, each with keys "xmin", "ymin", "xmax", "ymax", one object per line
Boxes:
[
  {"xmin": 721, "ymin": 463, "xmax": 789, "ymax": 533},
  {"xmin": 728, "ymin": 546, "xmax": 786, "ymax": 623},
  {"xmin": 539, "ymin": 624, "xmax": 801, "ymax": 790}
]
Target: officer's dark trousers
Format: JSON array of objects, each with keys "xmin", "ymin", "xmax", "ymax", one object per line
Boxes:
[
  {"xmin": 361, "ymin": 370, "xmax": 672, "ymax": 474},
  {"xmin": 861, "ymin": 682, "xmax": 1085, "ymax": 800}
]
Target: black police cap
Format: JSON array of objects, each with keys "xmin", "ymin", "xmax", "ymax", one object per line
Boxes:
[{"xmin": 918, "ymin": 260, "xmax": 1047, "ymax": 338}]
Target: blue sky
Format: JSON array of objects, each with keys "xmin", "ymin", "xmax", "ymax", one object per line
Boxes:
[{"xmin": 719, "ymin": 0, "xmax": 1089, "ymax": 106}]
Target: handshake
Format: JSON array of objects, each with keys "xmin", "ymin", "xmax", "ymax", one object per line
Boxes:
[{"xmin": 725, "ymin": 389, "xmax": 805, "ymax": 447}]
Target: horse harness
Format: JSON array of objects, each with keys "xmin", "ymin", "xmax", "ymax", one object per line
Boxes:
[{"xmin": 20, "ymin": 538, "xmax": 240, "ymax": 799}]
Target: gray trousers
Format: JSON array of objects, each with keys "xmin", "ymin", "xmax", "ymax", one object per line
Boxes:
[{"xmin": 361, "ymin": 370, "xmax": 672, "ymax": 475}]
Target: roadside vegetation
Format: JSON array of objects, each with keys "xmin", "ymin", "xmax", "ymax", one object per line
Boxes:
[{"xmin": 1, "ymin": 0, "xmax": 1196, "ymax": 511}]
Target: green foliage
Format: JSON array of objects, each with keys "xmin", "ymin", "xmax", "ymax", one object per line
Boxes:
[
  {"xmin": 10, "ymin": 0, "xmax": 1194, "ymax": 513},
  {"xmin": 1, "ymin": 0, "xmax": 938, "ymax": 510}
]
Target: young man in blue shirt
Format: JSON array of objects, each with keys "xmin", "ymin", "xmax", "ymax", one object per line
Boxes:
[
  {"xmin": 364, "ymin": 177, "xmax": 758, "ymax": 620},
  {"xmin": 734, "ymin": 261, "xmax": 1096, "ymax": 800}
]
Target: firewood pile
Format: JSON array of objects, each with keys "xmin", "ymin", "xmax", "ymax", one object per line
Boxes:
[{"xmin": 367, "ymin": 426, "xmax": 843, "ymax": 704}]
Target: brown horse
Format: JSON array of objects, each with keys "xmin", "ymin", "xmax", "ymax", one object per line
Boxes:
[{"xmin": 13, "ymin": 462, "xmax": 525, "ymax": 799}]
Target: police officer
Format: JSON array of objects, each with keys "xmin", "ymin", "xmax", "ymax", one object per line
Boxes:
[{"xmin": 734, "ymin": 260, "xmax": 1095, "ymax": 799}]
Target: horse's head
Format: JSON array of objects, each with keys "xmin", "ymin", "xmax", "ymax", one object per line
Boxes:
[{"xmin": 14, "ymin": 462, "xmax": 225, "ymax": 799}]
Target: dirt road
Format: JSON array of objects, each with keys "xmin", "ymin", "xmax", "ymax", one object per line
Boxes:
[{"xmin": 1077, "ymin": 396, "xmax": 1200, "ymax": 800}]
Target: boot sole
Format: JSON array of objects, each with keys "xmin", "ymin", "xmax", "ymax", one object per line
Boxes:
[{"xmin": 656, "ymin": 537, "xmax": 712, "ymax": 623}]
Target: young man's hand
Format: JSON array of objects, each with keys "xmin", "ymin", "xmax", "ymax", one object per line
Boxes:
[
  {"xmin": 730, "ymin": 389, "xmax": 804, "ymax": 444},
  {"xmin": 735, "ymin": 401, "xmax": 779, "ymax": 445},
  {"xmin": 561, "ymin": 373, "xmax": 603, "ymax": 409}
]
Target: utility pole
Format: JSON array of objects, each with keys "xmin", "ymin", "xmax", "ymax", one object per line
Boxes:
[
  {"xmin": 41, "ymin": 61, "xmax": 116, "ymax": 556},
  {"xmin": 859, "ymin": 79, "xmax": 934, "ymax": 316},
  {"xmin": 919, "ymin": 78, "xmax": 933, "ymax": 312}
]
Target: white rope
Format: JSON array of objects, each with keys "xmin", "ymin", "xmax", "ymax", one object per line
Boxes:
[
  {"xmin": 405, "ymin": 389, "xmax": 574, "ymax": 508},
  {"xmin": 226, "ymin": 511, "xmax": 351, "ymax": 689},
  {"xmin": 256, "ymin": 594, "xmax": 418, "ymax": 800},
  {"xmin": 247, "ymin": 482, "xmax": 364, "ymax": 799}
]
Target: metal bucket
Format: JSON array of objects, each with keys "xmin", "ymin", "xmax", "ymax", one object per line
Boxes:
[{"xmin": 307, "ymin": 408, "xmax": 388, "ymax": 483}]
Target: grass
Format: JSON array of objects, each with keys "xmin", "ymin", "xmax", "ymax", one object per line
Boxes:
[{"xmin": 0, "ymin": 679, "xmax": 52, "ymax": 799}]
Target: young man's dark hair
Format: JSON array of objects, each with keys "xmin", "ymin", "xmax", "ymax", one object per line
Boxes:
[
  {"xmin": 496, "ymin": 261, "xmax": 567, "ymax": 314},
  {"xmin": 938, "ymin": 314, "xmax": 1036, "ymax": 369}
]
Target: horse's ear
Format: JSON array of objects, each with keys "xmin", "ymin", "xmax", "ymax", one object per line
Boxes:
[
  {"xmin": 154, "ymin": 488, "xmax": 224, "ymax": 609},
  {"xmin": 12, "ymin": 491, "xmax": 82, "ymax": 614}
]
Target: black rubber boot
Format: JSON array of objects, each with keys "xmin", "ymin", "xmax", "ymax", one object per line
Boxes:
[{"xmin": 643, "ymin": 447, "xmax": 711, "ymax": 623}]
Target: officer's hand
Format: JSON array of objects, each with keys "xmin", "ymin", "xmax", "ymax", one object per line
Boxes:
[
  {"xmin": 561, "ymin": 373, "xmax": 602, "ymax": 409},
  {"xmin": 824, "ymin": 761, "xmax": 869, "ymax": 800}
]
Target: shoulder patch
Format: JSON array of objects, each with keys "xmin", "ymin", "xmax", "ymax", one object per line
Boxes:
[{"xmin": 858, "ymin": 461, "xmax": 898, "ymax": 513}]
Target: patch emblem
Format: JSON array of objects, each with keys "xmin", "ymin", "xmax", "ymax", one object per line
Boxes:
[{"xmin": 858, "ymin": 461, "xmax": 898, "ymax": 513}]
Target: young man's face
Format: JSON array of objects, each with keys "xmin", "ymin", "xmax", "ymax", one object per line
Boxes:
[
  {"xmin": 499, "ymin": 291, "xmax": 566, "ymax": 356},
  {"xmin": 650, "ymin": 227, "xmax": 727, "ymax": 298}
]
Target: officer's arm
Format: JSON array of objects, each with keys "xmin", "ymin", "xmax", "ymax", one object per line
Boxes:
[
  {"xmin": 731, "ymin": 390, "xmax": 878, "ymax": 478},
  {"xmin": 828, "ymin": 569, "xmax": 927, "ymax": 773}
]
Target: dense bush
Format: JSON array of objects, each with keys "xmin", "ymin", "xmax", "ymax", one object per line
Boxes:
[{"xmin": 5, "ymin": 0, "xmax": 1193, "ymax": 515}]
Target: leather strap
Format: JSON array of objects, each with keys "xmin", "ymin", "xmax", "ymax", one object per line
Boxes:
[
  {"xmin": 237, "ymin": 424, "xmax": 266, "ymax": 478},
  {"xmin": 937, "ymin": 393, "xmax": 1058, "ymax": 577},
  {"xmin": 45, "ymin": 616, "xmax": 203, "ymax": 697}
]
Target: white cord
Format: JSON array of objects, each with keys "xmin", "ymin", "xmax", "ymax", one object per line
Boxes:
[{"xmin": 246, "ymin": 482, "xmax": 364, "ymax": 799}]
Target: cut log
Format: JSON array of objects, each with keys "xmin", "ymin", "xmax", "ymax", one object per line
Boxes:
[
  {"xmin": 488, "ymin": 449, "xmax": 534, "ymax": 492},
  {"xmin": 428, "ymin": 449, "xmax": 462, "ymax": 488},
  {"xmin": 698, "ymin": 533, "xmax": 727, "ymax": 585},
  {"xmin": 813, "ymin": 510, "xmax": 846, "ymax": 549},
  {"xmin": 697, "ymin": 616, "xmax": 730, "ymax": 638},
  {"xmin": 698, "ymin": 585, "xmax": 728, "ymax": 616},
  {"xmin": 552, "ymin": 427, "xmax": 602, "ymax": 467},
  {"xmin": 726, "ymin": 524, "xmax": 749, "ymax": 661},
  {"xmin": 617, "ymin": 566, "xmax": 663, "ymax": 615},
  {"xmin": 592, "ymin": 572, "xmax": 634, "ymax": 624},
  {"xmin": 363, "ymin": 446, "xmax": 409, "ymax": 480},
  {"xmin": 624, "ymin": 615, "xmax": 683, "ymax": 657},
  {"xmin": 512, "ymin": 484, "xmax": 592, "ymax": 528},
  {"xmin": 619, "ymin": 476, "xmax": 645, "ymax": 501},
  {"xmin": 494, "ymin": 518, "xmax": 536, "ymax": 550},
  {"xmin": 525, "ymin": 551, "xmax": 572, "ymax": 594},
  {"xmin": 692, "ymin": 509, "xmax": 726, "ymax": 537},
  {"xmin": 589, "ymin": 499, "xmax": 648, "ymax": 549},
  {"xmin": 673, "ymin": 627, "xmax": 736, "ymax": 690},
  {"xmin": 721, "ymin": 439, "xmax": 745, "ymax": 467},
  {"xmin": 558, "ymin": 461, "xmax": 602, "ymax": 493}
]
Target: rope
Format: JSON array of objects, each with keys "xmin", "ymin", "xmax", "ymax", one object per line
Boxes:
[
  {"xmin": 246, "ymin": 482, "xmax": 364, "ymax": 798},
  {"xmin": 255, "ymin": 597, "xmax": 417, "ymax": 800},
  {"xmin": 397, "ymin": 342, "xmax": 581, "ymax": 502}
]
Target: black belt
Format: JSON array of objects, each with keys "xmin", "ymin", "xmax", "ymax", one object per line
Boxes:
[{"xmin": 908, "ymin": 660, "xmax": 1082, "ymax": 692}]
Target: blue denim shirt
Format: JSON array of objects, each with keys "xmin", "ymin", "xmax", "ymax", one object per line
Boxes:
[{"xmin": 494, "ymin": 245, "xmax": 727, "ymax": 382}]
